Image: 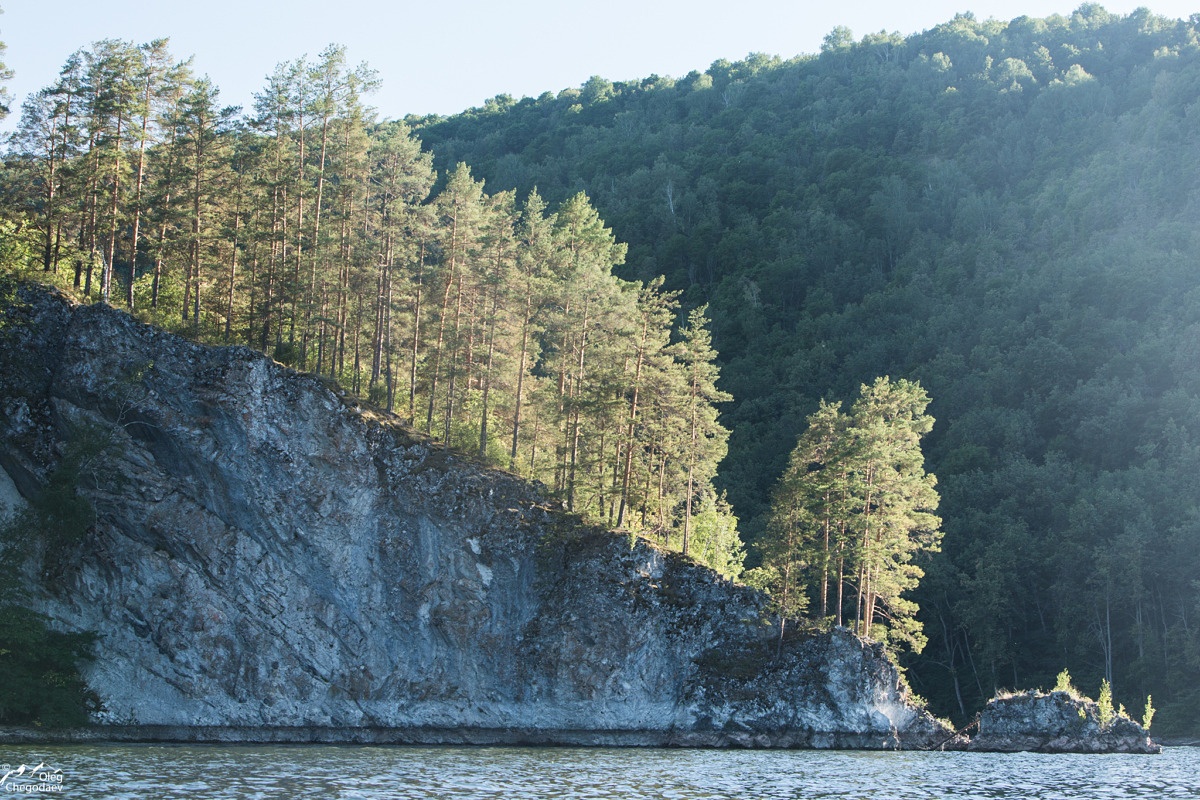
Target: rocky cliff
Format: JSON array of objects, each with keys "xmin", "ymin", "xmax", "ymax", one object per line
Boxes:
[
  {"xmin": 0, "ymin": 285, "xmax": 950, "ymax": 748},
  {"xmin": 969, "ymin": 691, "xmax": 1161, "ymax": 754}
]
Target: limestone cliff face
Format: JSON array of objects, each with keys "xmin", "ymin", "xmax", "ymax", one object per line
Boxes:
[{"xmin": 0, "ymin": 286, "xmax": 950, "ymax": 747}]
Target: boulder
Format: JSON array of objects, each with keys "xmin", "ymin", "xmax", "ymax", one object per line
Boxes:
[{"xmin": 968, "ymin": 690, "xmax": 1161, "ymax": 753}]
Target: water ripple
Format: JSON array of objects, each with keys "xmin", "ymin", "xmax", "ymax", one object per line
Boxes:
[{"xmin": 0, "ymin": 743, "xmax": 1195, "ymax": 799}]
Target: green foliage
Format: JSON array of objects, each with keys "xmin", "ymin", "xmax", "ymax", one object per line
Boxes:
[
  {"xmin": 0, "ymin": 218, "xmax": 39, "ymax": 272},
  {"xmin": 0, "ymin": 273, "xmax": 18, "ymax": 333},
  {"xmin": 0, "ymin": 604, "xmax": 96, "ymax": 727},
  {"xmin": 1054, "ymin": 669, "xmax": 1074, "ymax": 694},
  {"xmin": 0, "ymin": 232, "xmax": 80, "ymax": 303},
  {"xmin": 0, "ymin": 503, "xmax": 98, "ymax": 726},
  {"xmin": 366, "ymin": 381, "xmax": 388, "ymax": 407},
  {"xmin": 758, "ymin": 377, "xmax": 940, "ymax": 652},
  {"xmin": 1098, "ymin": 679, "xmax": 1114, "ymax": 729},
  {"xmin": 1142, "ymin": 695, "xmax": 1155, "ymax": 731},
  {"xmin": 741, "ymin": 563, "xmax": 809, "ymax": 629},
  {"xmin": 685, "ymin": 492, "xmax": 744, "ymax": 580},
  {"xmin": 1, "ymin": 34, "xmax": 743, "ymax": 574},
  {"xmin": 10, "ymin": 422, "xmax": 116, "ymax": 568},
  {"xmin": 740, "ymin": 565, "xmax": 775, "ymax": 596},
  {"xmin": 132, "ymin": 271, "xmax": 185, "ymax": 331},
  {"xmin": 10, "ymin": 8, "xmax": 1200, "ymax": 730},
  {"xmin": 405, "ymin": 8, "xmax": 1200, "ymax": 732}
]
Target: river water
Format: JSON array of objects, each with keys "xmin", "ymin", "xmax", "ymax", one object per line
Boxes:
[{"xmin": 1, "ymin": 743, "xmax": 1196, "ymax": 799}]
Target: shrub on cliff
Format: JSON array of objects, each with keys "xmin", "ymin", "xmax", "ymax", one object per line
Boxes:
[
  {"xmin": 0, "ymin": 417, "xmax": 103, "ymax": 727},
  {"xmin": 0, "ymin": 518, "xmax": 97, "ymax": 726},
  {"xmin": 0, "ymin": 603, "xmax": 96, "ymax": 727}
]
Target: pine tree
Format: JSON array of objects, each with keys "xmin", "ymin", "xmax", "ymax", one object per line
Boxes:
[
  {"xmin": 757, "ymin": 400, "xmax": 844, "ymax": 643},
  {"xmin": 317, "ymin": 61, "xmax": 374, "ymax": 380},
  {"xmin": 88, "ymin": 40, "xmax": 140, "ymax": 304},
  {"xmin": 171, "ymin": 77, "xmax": 234, "ymax": 334},
  {"xmin": 300, "ymin": 45, "xmax": 378, "ymax": 370},
  {"xmin": 616, "ymin": 277, "xmax": 678, "ymax": 528},
  {"xmin": 143, "ymin": 66, "xmax": 192, "ymax": 315},
  {"xmin": 476, "ymin": 190, "xmax": 520, "ymax": 459},
  {"xmin": 507, "ymin": 190, "xmax": 555, "ymax": 470},
  {"xmin": 769, "ymin": 400, "xmax": 851, "ymax": 623},
  {"xmin": 543, "ymin": 192, "xmax": 628, "ymax": 509},
  {"xmin": 848, "ymin": 377, "xmax": 941, "ymax": 651},
  {"xmin": 123, "ymin": 40, "xmax": 182, "ymax": 309},
  {"xmin": 425, "ymin": 163, "xmax": 485, "ymax": 439},
  {"xmin": 249, "ymin": 61, "xmax": 298, "ymax": 356},
  {"xmin": 11, "ymin": 78, "xmax": 83, "ymax": 273},
  {"xmin": 763, "ymin": 378, "xmax": 941, "ymax": 652},
  {"xmin": 672, "ymin": 304, "xmax": 732, "ymax": 556}
]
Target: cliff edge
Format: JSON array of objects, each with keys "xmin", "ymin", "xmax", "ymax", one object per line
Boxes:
[{"xmin": 0, "ymin": 285, "xmax": 950, "ymax": 748}]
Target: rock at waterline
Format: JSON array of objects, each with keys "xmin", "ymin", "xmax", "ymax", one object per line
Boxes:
[{"xmin": 968, "ymin": 690, "xmax": 1161, "ymax": 754}]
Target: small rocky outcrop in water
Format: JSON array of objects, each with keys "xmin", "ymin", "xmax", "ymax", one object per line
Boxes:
[
  {"xmin": 0, "ymin": 285, "xmax": 951, "ymax": 748},
  {"xmin": 968, "ymin": 690, "xmax": 1161, "ymax": 753}
]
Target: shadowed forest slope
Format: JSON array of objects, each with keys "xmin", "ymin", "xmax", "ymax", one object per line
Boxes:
[{"xmin": 411, "ymin": 6, "xmax": 1200, "ymax": 731}]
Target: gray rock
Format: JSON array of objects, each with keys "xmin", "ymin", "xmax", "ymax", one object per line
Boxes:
[
  {"xmin": 0, "ymin": 285, "xmax": 951, "ymax": 748},
  {"xmin": 969, "ymin": 690, "xmax": 1161, "ymax": 753}
]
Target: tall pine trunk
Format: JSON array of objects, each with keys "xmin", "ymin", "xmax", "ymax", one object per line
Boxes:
[{"xmin": 509, "ymin": 297, "xmax": 532, "ymax": 470}]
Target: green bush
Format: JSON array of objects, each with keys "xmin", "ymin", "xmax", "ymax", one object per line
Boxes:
[
  {"xmin": 0, "ymin": 420, "xmax": 107, "ymax": 727},
  {"xmin": 1098, "ymin": 679, "xmax": 1114, "ymax": 729},
  {"xmin": 0, "ymin": 604, "xmax": 96, "ymax": 727}
]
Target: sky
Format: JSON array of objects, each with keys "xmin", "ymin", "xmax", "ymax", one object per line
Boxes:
[{"xmin": 2, "ymin": 0, "xmax": 1197, "ymax": 130}]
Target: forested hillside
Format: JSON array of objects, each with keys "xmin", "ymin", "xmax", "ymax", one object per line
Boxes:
[
  {"xmin": 3, "ymin": 5, "xmax": 1200, "ymax": 734},
  {"xmin": 410, "ymin": 6, "xmax": 1200, "ymax": 731},
  {"xmin": 0, "ymin": 42, "xmax": 750, "ymax": 593}
]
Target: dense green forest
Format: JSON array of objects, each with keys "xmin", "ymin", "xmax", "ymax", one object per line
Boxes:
[
  {"xmin": 409, "ymin": 5, "xmax": 1200, "ymax": 732},
  {"xmin": 0, "ymin": 41, "xmax": 744, "ymax": 583},
  {"xmin": 3, "ymin": 4, "xmax": 1200, "ymax": 733}
]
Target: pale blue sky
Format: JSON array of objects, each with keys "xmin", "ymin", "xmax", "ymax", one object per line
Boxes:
[{"xmin": 2, "ymin": 1, "xmax": 1196, "ymax": 129}]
